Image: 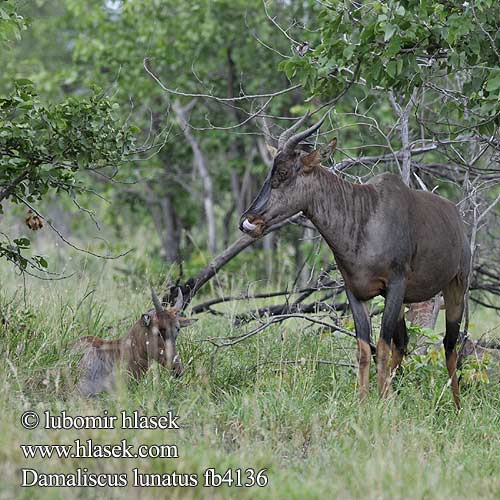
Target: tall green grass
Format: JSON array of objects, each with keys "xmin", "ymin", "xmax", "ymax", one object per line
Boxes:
[{"xmin": 0, "ymin": 249, "xmax": 499, "ymax": 500}]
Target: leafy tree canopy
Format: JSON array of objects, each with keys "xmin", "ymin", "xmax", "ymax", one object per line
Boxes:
[
  {"xmin": 281, "ymin": 0, "xmax": 499, "ymax": 130},
  {"xmin": 0, "ymin": 6, "xmax": 135, "ymax": 274}
]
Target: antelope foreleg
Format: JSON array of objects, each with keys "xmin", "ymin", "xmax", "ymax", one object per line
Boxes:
[
  {"xmin": 346, "ymin": 289, "xmax": 372, "ymax": 401},
  {"xmin": 378, "ymin": 279, "xmax": 406, "ymax": 398}
]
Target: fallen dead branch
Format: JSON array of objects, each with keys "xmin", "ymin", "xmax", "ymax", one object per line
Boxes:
[
  {"xmin": 163, "ymin": 214, "xmax": 304, "ymax": 307},
  {"xmin": 234, "ymin": 297, "xmax": 345, "ymax": 325},
  {"xmin": 191, "ymin": 285, "xmax": 340, "ymax": 315},
  {"xmin": 248, "ymin": 359, "xmax": 356, "ymax": 373},
  {"xmin": 201, "ymin": 312, "xmax": 363, "ymax": 348}
]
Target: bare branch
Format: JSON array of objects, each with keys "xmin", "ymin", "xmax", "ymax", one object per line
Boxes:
[
  {"xmin": 144, "ymin": 57, "xmax": 301, "ymax": 102},
  {"xmin": 14, "ymin": 196, "xmax": 132, "ymax": 260},
  {"xmin": 0, "ymin": 170, "xmax": 30, "ymax": 204},
  {"xmin": 164, "ymin": 214, "xmax": 304, "ymax": 308},
  {"xmin": 203, "ymin": 312, "xmax": 359, "ymax": 348}
]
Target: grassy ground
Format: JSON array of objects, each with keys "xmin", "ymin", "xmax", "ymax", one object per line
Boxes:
[{"xmin": 0, "ymin": 249, "xmax": 499, "ymax": 500}]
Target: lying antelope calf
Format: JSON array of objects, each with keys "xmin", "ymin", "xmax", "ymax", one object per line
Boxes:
[{"xmin": 73, "ymin": 289, "xmax": 193, "ymax": 396}]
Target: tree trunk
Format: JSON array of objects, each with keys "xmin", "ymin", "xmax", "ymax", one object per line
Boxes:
[
  {"xmin": 262, "ymin": 232, "xmax": 275, "ymax": 281},
  {"xmin": 160, "ymin": 192, "xmax": 180, "ymax": 264},
  {"xmin": 388, "ymin": 88, "xmax": 418, "ymax": 186},
  {"xmin": 172, "ymin": 99, "xmax": 217, "ymax": 254},
  {"xmin": 144, "ymin": 182, "xmax": 180, "ymax": 264},
  {"xmin": 407, "ymin": 296, "xmax": 442, "ymax": 329},
  {"xmin": 222, "ymin": 202, "xmax": 235, "ymax": 249}
]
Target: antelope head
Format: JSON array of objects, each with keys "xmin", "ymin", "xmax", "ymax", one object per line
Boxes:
[
  {"xmin": 144, "ymin": 288, "xmax": 195, "ymax": 377},
  {"xmin": 239, "ymin": 112, "xmax": 336, "ymax": 237}
]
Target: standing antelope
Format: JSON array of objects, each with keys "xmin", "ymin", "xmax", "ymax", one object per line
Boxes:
[
  {"xmin": 73, "ymin": 289, "xmax": 193, "ymax": 396},
  {"xmin": 240, "ymin": 113, "xmax": 470, "ymax": 408}
]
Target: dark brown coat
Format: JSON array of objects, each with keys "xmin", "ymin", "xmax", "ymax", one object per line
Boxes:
[{"xmin": 240, "ymin": 117, "xmax": 470, "ymax": 407}]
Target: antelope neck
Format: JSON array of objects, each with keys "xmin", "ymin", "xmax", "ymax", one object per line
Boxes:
[{"xmin": 303, "ymin": 167, "xmax": 378, "ymax": 264}]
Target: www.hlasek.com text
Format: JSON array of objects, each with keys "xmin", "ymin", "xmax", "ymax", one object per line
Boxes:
[{"xmin": 21, "ymin": 439, "xmax": 179, "ymax": 460}]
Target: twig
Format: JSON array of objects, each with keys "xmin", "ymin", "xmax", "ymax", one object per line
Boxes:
[
  {"xmin": 144, "ymin": 57, "xmax": 301, "ymax": 102},
  {"xmin": 164, "ymin": 214, "xmax": 304, "ymax": 308},
  {"xmin": 203, "ymin": 312, "xmax": 359, "ymax": 348},
  {"xmin": 14, "ymin": 196, "xmax": 132, "ymax": 260}
]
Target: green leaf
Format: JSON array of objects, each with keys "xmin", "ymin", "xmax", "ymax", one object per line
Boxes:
[
  {"xmin": 386, "ymin": 60, "xmax": 397, "ymax": 78},
  {"xmin": 279, "ymin": 59, "xmax": 297, "ymax": 80},
  {"xmin": 14, "ymin": 78, "xmax": 33, "ymax": 87},
  {"xmin": 485, "ymin": 73, "xmax": 500, "ymax": 92},
  {"xmin": 386, "ymin": 36, "xmax": 401, "ymax": 57},
  {"xmin": 13, "ymin": 238, "xmax": 30, "ymax": 248},
  {"xmin": 343, "ymin": 44, "xmax": 354, "ymax": 59},
  {"xmin": 37, "ymin": 256, "xmax": 48, "ymax": 268},
  {"xmin": 384, "ymin": 24, "xmax": 396, "ymax": 42},
  {"xmin": 397, "ymin": 58, "xmax": 404, "ymax": 76}
]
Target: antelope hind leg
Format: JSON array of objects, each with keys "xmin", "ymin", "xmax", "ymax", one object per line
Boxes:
[
  {"xmin": 391, "ymin": 306, "xmax": 408, "ymax": 374},
  {"xmin": 443, "ymin": 276, "xmax": 467, "ymax": 409}
]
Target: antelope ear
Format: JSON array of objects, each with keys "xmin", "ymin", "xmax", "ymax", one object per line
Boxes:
[
  {"xmin": 266, "ymin": 144, "xmax": 278, "ymax": 157},
  {"xmin": 301, "ymin": 149, "xmax": 321, "ymax": 174},
  {"xmin": 301, "ymin": 137, "xmax": 337, "ymax": 174},
  {"xmin": 178, "ymin": 316, "xmax": 197, "ymax": 328},
  {"xmin": 141, "ymin": 313, "xmax": 152, "ymax": 327}
]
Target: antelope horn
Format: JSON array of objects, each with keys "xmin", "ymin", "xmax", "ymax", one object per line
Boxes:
[
  {"xmin": 173, "ymin": 288, "xmax": 184, "ymax": 310},
  {"xmin": 282, "ymin": 113, "xmax": 328, "ymax": 154},
  {"xmin": 277, "ymin": 112, "xmax": 310, "ymax": 150},
  {"xmin": 151, "ymin": 288, "xmax": 164, "ymax": 314}
]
